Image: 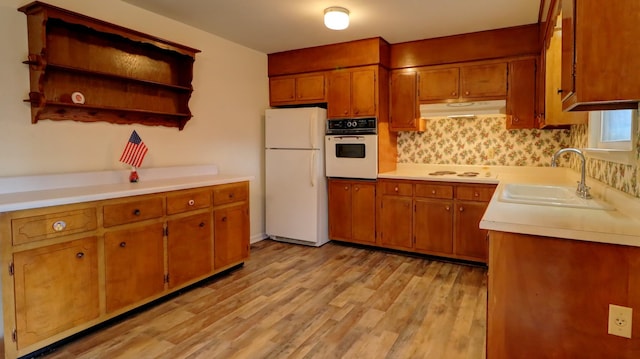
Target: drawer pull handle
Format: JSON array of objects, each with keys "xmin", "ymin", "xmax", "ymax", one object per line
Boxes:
[
  {"xmin": 199, "ymin": 222, "xmax": 206, "ymax": 228},
  {"xmin": 133, "ymin": 209, "xmax": 141, "ymax": 216},
  {"xmin": 76, "ymin": 252, "xmax": 84, "ymax": 259},
  {"xmin": 188, "ymin": 199, "xmax": 195, "ymax": 206},
  {"xmin": 119, "ymin": 242, "xmax": 127, "ymax": 248},
  {"xmin": 52, "ymin": 220, "xmax": 67, "ymax": 232}
]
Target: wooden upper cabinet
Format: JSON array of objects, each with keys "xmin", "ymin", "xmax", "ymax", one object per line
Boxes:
[
  {"xmin": 269, "ymin": 73, "xmax": 325, "ymax": 106},
  {"xmin": 542, "ymin": 23, "xmax": 587, "ymax": 127},
  {"xmin": 460, "ymin": 63, "xmax": 508, "ymax": 99},
  {"xmin": 390, "ymin": 70, "xmax": 424, "ymax": 132},
  {"xmin": 416, "ymin": 62, "xmax": 507, "ymax": 103},
  {"xmin": 327, "ymin": 66, "xmax": 377, "ymax": 119},
  {"xmin": 506, "ymin": 58, "xmax": 538, "ymax": 129},
  {"xmin": 418, "ymin": 67, "xmax": 459, "ymax": 101},
  {"xmin": 18, "ymin": 1, "xmax": 199, "ymax": 130},
  {"xmin": 561, "ymin": 0, "xmax": 640, "ymax": 111}
]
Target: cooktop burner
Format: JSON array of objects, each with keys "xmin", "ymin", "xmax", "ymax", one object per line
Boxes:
[{"xmin": 457, "ymin": 172, "xmax": 480, "ymax": 177}]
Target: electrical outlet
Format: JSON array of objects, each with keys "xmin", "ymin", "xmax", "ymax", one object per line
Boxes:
[{"xmin": 608, "ymin": 304, "xmax": 633, "ymax": 338}]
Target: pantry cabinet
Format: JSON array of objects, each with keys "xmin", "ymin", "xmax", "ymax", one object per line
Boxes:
[
  {"xmin": 0, "ymin": 181, "xmax": 250, "ymax": 359},
  {"xmin": 328, "ymin": 179, "xmax": 376, "ymax": 245},
  {"xmin": 560, "ymin": 0, "xmax": 640, "ymax": 111},
  {"xmin": 327, "ymin": 66, "xmax": 377, "ymax": 118},
  {"xmin": 269, "ymin": 73, "xmax": 326, "ymax": 106}
]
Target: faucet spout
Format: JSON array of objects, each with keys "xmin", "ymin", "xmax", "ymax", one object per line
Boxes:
[{"xmin": 551, "ymin": 148, "xmax": 591, "ymax": 199}]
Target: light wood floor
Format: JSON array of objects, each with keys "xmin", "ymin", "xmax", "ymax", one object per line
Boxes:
[{"xmin": 41, "ymin": 240, "xmax": 487, "ymax": 359}]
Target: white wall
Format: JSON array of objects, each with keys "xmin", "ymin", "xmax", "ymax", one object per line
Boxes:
[{"xmin": 1, "ymin": 1, "xmax": 268, "ymax": 242}]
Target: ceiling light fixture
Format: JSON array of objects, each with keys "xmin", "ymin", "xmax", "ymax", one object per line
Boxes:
[{"xmin": 324, "ymin": 7, "xmax": 349, "ymax": 30}]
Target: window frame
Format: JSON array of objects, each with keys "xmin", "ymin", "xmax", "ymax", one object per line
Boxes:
[{"xmin": 584, "ymin": 108, "xmax": 638, "ymax": 165}]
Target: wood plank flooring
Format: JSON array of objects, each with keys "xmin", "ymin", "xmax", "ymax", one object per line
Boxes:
[{"xmin": 39, "ymin": 240, "xmax": 487, "ymax": 359}]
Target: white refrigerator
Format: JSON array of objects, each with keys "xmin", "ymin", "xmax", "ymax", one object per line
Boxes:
[{"xmin": 265, "ymin": 107, "xmax": 329, "ymax": 247}]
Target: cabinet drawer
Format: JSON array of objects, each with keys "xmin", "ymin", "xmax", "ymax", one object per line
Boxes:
[
  {"xmin": 103, "ymin": 197, "xmax": 164, "ymax": 227},
  {"xmin": 415, "ymin": 183, "xmax": 454, "ymax": 199},
  {"xmin": 456, "ymin": 185, "xmax": 496, "ymax": 202},
  {"xmin": 11, "ymin": 208, "xmax": 97, "ymax": 245},
  {"xmin": 213, "ymin": 183, "xmax": 248, "ymax": 206},
  {"xmin": 166, "ymin": 189, "xmax": 212, "ymax": 215},
  {"xmin": 380, "ymin": 181, "xmax": 413, "ymax": 196}
]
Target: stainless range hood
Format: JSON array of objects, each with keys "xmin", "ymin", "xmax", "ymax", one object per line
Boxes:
[{"xmin": 419, "ymin": 100, "xmax": 506, "ymax": 119}]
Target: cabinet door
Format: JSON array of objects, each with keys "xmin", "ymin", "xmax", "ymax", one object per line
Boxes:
[
  {"xmin": 328, "ymin": 181, "xmax": 352, "ymax": 241},
  {"xmin": 351, "ymin": 68, "xmax": 377, "ymax": 117},
  {"xmin": 390, "ymin": 71, "xmax": 422, "ymax": 131},
  {"xmin": 167, "ymin": 212, "xmax": 212, "ymax": 289},
  {"xmin": 13, "ymin": 237, "xmax": 99, "ymax": 349},
  {"xmin": 351, "ymin": 182, "xmax": 376, "ymax": 244},
  {"xmin": 269, "ymin": 77, "xmax": 296, "ymax": 104},
  {"xmin": 327, "ymin": 71, "xmax": 351, "ymax": 118},
  {"xmin": 105, "ymin": 223, "xmax": 165, "ymax": 313},
  {"xmin": 454, "ymin": 201, "xmax": 489, "ymax": 262},
  {"xmin": 414, "ymin": 199, "xmax": 453, "ymax": 254},
  {"xmin": 296, "ymin": 74, "xmax": 325, "ymax": 102},
  {"xmin": 506, "ymin": 58, "xmax": 537, "ymax": 129},
  {"xmin": 460, "ymin": 63, "xmax": 507, "ymax": 99},
  {"xmin": 379, "ymin": 195, "xmax": 413, "ymax": 249},
  {"xmin": 560, "ymin": 0, "xmax": 575, "ymax": 103},
  {"xmin": 214, "ymin": 204, "xmax": 249, "ymax": 269},
  {"xmin": 418, "ymin": 67, "xmax": 459, "ymax": 101}
]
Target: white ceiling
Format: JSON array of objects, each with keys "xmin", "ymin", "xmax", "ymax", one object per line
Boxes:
[{"xmin": 123, "ymin": 0, "xmax": 543, "ymax": 54}]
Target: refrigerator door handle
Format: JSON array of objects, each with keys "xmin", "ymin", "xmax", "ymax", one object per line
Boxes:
[{"xmin": 310, "ymin": 151, "xmax": 316, "ymax": 187}]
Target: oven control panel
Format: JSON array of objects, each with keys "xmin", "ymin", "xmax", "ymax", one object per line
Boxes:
[{"xmin": 326, "ymin": 117, "xmax": 376, "ymax": 135}]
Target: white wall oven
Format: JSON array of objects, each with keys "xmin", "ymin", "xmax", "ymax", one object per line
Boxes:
[{"xmin": 325, "ymin": 118, "xmax": 378, "ymax": 179}]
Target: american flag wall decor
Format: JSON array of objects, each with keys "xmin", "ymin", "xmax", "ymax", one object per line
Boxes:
[{"xmin": 119, "ymin": 130, "xmax": 148, "ymax": 168}]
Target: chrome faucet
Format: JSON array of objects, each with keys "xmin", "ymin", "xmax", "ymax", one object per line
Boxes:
[{"xmin": 551, "ymin": 148, "xmax": 592, "ymax": 199}]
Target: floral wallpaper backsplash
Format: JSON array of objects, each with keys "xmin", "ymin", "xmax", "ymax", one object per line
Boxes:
[
  {"xmin": 397, "ymin": 116, "xmax": 571, "ymax": 166},
  {"xmin": 569, "ymin": 124, "xmax": 640, "ymax": 198}
]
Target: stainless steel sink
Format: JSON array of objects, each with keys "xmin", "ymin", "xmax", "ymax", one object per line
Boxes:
[{"xmin": 499, "ymin": 183, "xmax": 614, "ymax": 210}]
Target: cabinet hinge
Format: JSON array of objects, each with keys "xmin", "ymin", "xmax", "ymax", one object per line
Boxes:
[
  {"xmin": 11, "ymin": 329, "xmax": 17, "ymax": 343},
  {"xmin": 164, "ymin": 274, "xmax": 169, "ymax": 284},
  {"xmin": 163, "ymin": 226, "xmax": 169, "ymax": 237},
  {"xmin": 8, "ymin": 262, "xmax": 14, "ymax": 276}
]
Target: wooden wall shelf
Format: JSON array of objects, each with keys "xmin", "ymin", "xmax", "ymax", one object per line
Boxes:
[{"xmin": 19, "ymin": 2, "xmax": 200, "ymax": 130}]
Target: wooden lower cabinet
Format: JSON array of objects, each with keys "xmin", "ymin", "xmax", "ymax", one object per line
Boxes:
[
  {"xmin": 167, "ymin": 212, "xmax": 213, "ymax": 288},
  {"xmin": 375, "ymin": 179, "xmax": 495, "ymax": 263},
  {"xmin": 12, "ymin": 237, "xmax": 99, "ymax": 350},
  {"xmin": 104, "ymin": 223, "xmax": 165, "ymax": 313},
  {"xmin": 0, "ymin": 181, "xmax": 250, "ymax": 359},
  {"xmin": 214, "ymin": 203, "xmax": 250, "ymax": 269},
  {"xmin": 488, "ymin": 231, "xmax": 640, "ymax": 358},
  {"xmin": 328, "ymin": 179, "xmax": 376, "ymax": 244},
  {"xmin": 414, "ymin": 199, "xmax": 453, "ymax": 254}
]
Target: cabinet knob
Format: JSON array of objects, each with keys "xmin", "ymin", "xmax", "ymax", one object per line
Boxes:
[
  {"xmin": 133, "ymin": 209, "xmax": 141, "ymax": 216},
  {"xmin": 431, "ymin": 190, "xmax": 436, "ymax": 194},
  {"xmin": 474, "ymin": 192, "xmax": 480, "ymax": 197},
  {"xmin": 394, "ymin": 186, "xmax": 399, "ymax": 192},
  {"xmin": 445, "ymin": 206, "xmax": 450, "ymax": 211},
  {"xmin": 76, "ymin": 252, "xmax": 84, "ymax": 258},
  {"xmin": 344, "ymin": 186, "xmax": 349, "ymax": 190},
  {"xmin": 355, "ymin": 186, "xmax": 360, "ymax": 192},
  {"xmin": 557, "ymin": 88, "xmax": 563, "ymax": 94},
  {"xmin": 464, "ymin": 91, "xmax": 470, "ymax": 96},
  {"xmin": 451, "ymin": 91, "xmax": 457, "ymax": 96},
  {"xmin": 228, "ymin": 193, "xmax": 235, "ymax": 199},
  {"xmin": 188, "ymin": 199, "xmax": 195, "ymax": 206},
  {"xmin": 512, "ymin": 117, "xmax": 520, "ymax": 123},
  {"xmin": 119, "ymin": 242, "xmax": 127, "ymax": 248},
  {"xmin": 52, "ymin": 220, "xmax": 67, "ymax": 232},
  {"xmin": 199, "ymin": 222, "xmax": 206, "ymax": 228},
  {"xmin": 459, "ymin": 207, "xmax": 464, "ymax": 212}
]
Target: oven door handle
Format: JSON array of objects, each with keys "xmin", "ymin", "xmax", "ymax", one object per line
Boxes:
[{"xmin": 333, "ymin": 135, "xmax": 365, "ymax": 141}]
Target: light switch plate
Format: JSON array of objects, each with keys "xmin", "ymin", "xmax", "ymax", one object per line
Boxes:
[{"xmin": 608, "ymin": 304, "xmax": 632, "ymax": 339}]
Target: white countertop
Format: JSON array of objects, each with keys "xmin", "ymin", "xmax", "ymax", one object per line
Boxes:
[
  {"xmin": 0, "ymin": 165, "xmax": 253, "ymax": 212},
  {"xmin": 379, "ymin": 164, "xmax": 640, "ymax": 247}
]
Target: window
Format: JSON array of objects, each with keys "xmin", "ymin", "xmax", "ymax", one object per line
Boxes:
[{"xmin": 586, "ymin": 108, "xmax": 638, "ymax": 164}]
